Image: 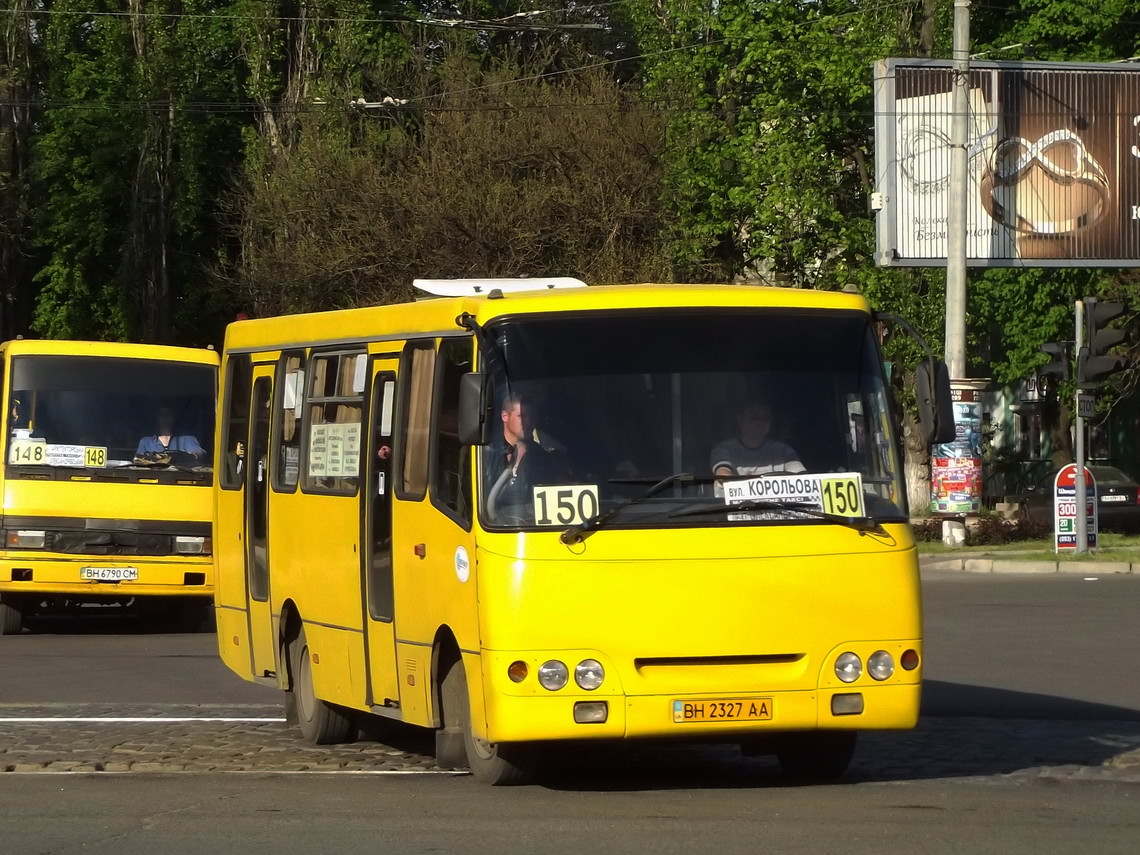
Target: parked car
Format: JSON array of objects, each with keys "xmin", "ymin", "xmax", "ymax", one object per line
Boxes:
[{"xmin": 1019, "ymin": 465, "xmax": 1140, "ymax": 532}]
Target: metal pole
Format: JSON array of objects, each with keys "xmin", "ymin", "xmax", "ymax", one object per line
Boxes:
[
  {"xmin": 944, "ymin": 0, "xmax": 971, "ymax": 379},
  {"xmin": 1074, "ymin": 299, "xmax": 1088, "ymax": 554}
]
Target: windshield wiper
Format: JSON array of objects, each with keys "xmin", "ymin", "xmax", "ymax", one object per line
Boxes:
[
  {"xmin": 560, "ymin": 472, "xmax": 711, "ymax": 544},
  {"xmin": 670, "ymin": 499, "xmax": 886, "ymax": 534}
]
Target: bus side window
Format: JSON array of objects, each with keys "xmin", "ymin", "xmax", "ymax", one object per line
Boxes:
[
  {"xmin": 221, "ymin": 354, "xmax": 252, "ymax": 490},
  {"xmin": 431, "ymin": 338, "xmax": 473, "ymax": 524},
  {"xmin": 273, "ymin": 350, "xmax": 305, "ymax": 492},
  {"xmin": 302, "ymin": 350, "xmax": 365, "ymax": 494},
  {"xmin": 396, "ymin": 342, "xmax": 436, "ymax": 500}
]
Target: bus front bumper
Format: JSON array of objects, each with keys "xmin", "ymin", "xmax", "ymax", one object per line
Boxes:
[
  {"xmin": 0, "ymin": 553, "xmax": 213, "ymax": 598},
  {"xmin": 480, "ymin": 682, "xmax": 921, "ymax": 743}
]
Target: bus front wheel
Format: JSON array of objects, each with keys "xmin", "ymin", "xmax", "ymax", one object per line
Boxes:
[
  {"xmin": 287, "ymin": 626, "xmax": 355, "ymax": 745},
  {"xmin": 776, "ymin": 731, "xmax": 857, "ymax": 779},
  {"xmin": 436, "ymin": 655, "xmax": 539, "ymax": 786},
  {"xmin": 0, "ymin": 596, "xmax": 23, "ymax": 635}
]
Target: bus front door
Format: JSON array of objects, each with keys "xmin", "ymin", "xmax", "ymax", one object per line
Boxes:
[
  {"xmin": 245, "ymin": 368, "xmax": 276, "ymax": 678},
  {"xmin": 362, "ymin": 360, "xmax": 400, "ymax": 709}
]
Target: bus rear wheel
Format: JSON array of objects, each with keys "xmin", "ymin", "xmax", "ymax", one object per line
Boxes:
[
  {"xmin": 288, "ymin": 626, "xmax": 355, "ymax": 745},
  {"xmin": 776, "ymin": 731, "xmax": 857, "ymax": 779},
  {"xmin": 0, "ymin": 596, "xmax": 23, "ymax": 635},
  {"xmin": 436, "ymin": 654, "xmax": 538, "ymax": 786}
]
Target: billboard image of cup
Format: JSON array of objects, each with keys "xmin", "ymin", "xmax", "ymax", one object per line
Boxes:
[{"xmin": 875, "ymin": 59, "xmax": 1140, "ymax": 266}]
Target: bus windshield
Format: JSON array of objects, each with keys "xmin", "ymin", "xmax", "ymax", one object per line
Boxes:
[
  {"xmin": 6, "ymin": 356, "xmax": 216, "ymax": 482},
  {"xmin": 480, "ymin": 308, "xmax": 906, "ymax": 530}
]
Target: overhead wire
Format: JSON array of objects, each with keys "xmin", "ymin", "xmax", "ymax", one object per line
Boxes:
[{"xmin": 3, "ymin": 0, "xmax": 1135, "ymax": 117}]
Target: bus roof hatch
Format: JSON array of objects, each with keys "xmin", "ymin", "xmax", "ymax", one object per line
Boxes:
[{"xmin": 413, "ymin": 277, "xmax": 588, "ymax": 298}]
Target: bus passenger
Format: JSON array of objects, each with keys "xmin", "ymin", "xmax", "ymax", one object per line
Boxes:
[
  {"xmin": 9, "ymin": 396, "xmax": 27, "ymax": 432},
  {"xmin": 711, "ymin": 397, "xmax": 805, "ymax": 480}
]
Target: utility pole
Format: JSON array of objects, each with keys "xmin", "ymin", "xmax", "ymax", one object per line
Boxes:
[
  {"xmin": 1074, "ymin": 299, "xmax": 1088, "ymax": 553},
  {"xmin": 944, "ymin": 0, "xmax": 971, "ymax": 379},
  {"xmin": 936, "ymin": 0, "xmax": 972, "ymax": 543}
]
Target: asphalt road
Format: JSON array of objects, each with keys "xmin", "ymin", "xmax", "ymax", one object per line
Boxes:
[
  {"xmin": 2, "ymin": 573, "xmax": 1138, "ymax": 854},
  {"xmin": 4, "ymin": 774, "xmax": 1138, "ymax": 855},
  {"xmin": 920, "ymin": 571, "xmax": 1140, "ymax": 720},
  {"xmin": 4, "ymin": 572, "xmax": 1139, "ymax": 719}
]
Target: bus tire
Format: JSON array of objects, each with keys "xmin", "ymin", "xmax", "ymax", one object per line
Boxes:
[
  {"xmin": 188, "ymin": 601, "xmax": 216, "ymax": 633},
  {"xmin": 288, "ymin": 626, "xmax": 355, "ymax": 745},
  {"xmin": 776, "ymin": 731, "xmax": 857, "ymax": 779},
  {"xmin": 436, "ymin": 655, "xmax": 538, "ymax": 786},
  {"xmin": 0, "ymin": 596, "xmax": 23, "ymax": 635}
]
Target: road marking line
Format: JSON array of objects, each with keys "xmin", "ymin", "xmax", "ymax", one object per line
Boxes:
[
  {"xmin": 0, "ymin": 769, "xmax": 466, "ymax": 776},
  {"xmin": 0, "ymin": 717, "xmax": 286, "ymax": 723},
  {"xmin": 222, "ymin": 770, "xmax": 466, "ymax": 775}
]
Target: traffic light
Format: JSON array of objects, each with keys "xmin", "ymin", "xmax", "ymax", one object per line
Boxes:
[
  {"xmin": 1077, "ymin": 298, "xmax": 1128, "ymax": 388},
  {"xmin": 1039, "ymin": 341, "xmax": 1069, "ymax": 382}
]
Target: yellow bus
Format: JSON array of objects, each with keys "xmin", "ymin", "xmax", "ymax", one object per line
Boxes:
[
  {"xmin": 0, "ymin": 339, "xmax": 219, "ymax": 634},
  {"xmin": 214, "ymin": 280, "xmax": 951, "ymax": 784}
]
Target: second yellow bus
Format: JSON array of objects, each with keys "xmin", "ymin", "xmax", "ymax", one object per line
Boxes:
[{"xmin": 0, "ymin": 339, "xmax": 218, "ymax": 634}]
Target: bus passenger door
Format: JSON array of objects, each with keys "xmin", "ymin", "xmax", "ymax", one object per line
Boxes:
[
  {"xmin": 362, "ymin": 359, "xmax": 400, "ymax": 708},
  {"xmin": 245, "ymin": 368, "xmax": 276, "ymax": 678}
]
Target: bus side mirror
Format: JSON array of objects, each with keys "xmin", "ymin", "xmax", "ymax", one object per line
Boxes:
[
  {"xmin": 916, "ymin": 360, "xmax": 955, "ymax": 447},
  {"xmin": 458, "ymin": 372, "xmax": 490, "ymax": 446}
]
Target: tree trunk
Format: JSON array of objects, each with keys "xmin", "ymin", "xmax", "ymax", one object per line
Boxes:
[
  {"xmin": 1050, "ymin": 392, "xmax": 1074, "ymax": 466},
  {"xmin": 903, "ymin": 412, "xmax": 932, "ymax": 515},
  {"xmin": 0, "ymin": 1, "xmax": 36, "ymax": 338},
  {"xmin": 918, "ymin": 0, "xmax": 936, "ymax": 57}
]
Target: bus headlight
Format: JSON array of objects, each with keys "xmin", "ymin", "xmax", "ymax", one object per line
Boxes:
[
  {"xmin": 538, "ymin": 660, "xmax": 569, "ymax": 691},
  {"xmin": 6, "ymin": 530, "xmax": 45, "ymax": 549},
  {"xmin": 574, "ymin": 659, "xmax": 605, "ymax": 691},
  {"xmin": 868, "ymin": 650, "xmax": 895, "ymax": 681},
  {"xmin": 835, "ymin": 652, "xmax": 862, "ymax": 683},
  {"xmin": 174, "ymin": 536, "xmax": 208, "ymax": 555}
]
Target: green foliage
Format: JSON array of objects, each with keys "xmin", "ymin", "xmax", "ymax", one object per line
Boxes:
[
  {"xmin": 31, "ymin": 0, "xmax": 247, "ymax": 344},
  {"xmin": 627, "ymin": 0, "xmax": 901, "ymax": 283},
  {"xmin": 226, "ymin": 51, "xmax": 673, "ymax": 315},
  {"xmin": 3, "ymin": 0, "xmax": 1139, "ymax": 371}
]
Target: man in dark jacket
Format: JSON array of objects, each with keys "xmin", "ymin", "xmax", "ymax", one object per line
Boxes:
[{"xmin": 486, "ymin": 393, "xmax": 564, "ymax": 523}]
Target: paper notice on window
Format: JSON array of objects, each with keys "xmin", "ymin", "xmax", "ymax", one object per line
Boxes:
[
  {"xmin": 326, "ymin": 424, "xmax": 346, "ymax": 476},
  {"xmin": 283, "ymin": 445, "xmax": 300, "ymax": 484},
  {"xmin": 309, "ymin": 424, "xmax": 329, "ymax": 477},
  {"xmin": 342, "ymin": 421, "xmax": 361, "ymax": 476},
  {"xmin": 309, "ymin": 421, "xmax": 361, "ymax": 479}
]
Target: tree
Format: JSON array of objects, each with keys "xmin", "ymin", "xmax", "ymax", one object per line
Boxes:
[
  {"xmin": 0, "ymin": 1, "xmax": 39, "ymax": 338},
  {"xmin": 224, "ymin": 50, "xmax": 673, "ymax": 315},
  {"xmin": 627, "ymin": 0, "xmax": 908, "ymax": 284},
  {"xmin": 32, "ymin": 0, "xmax": 246, "ymax": 345}
]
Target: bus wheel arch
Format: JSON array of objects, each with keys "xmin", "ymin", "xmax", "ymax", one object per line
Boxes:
[
  {"xmin": 279, "ymin": 600, "xmax": 302, "ymax": 696},
  {"xmin": 433, "ymin": 634, "xmax": 539, "ymax": 785},
  {"xmin": 431, "ymin": 631, "xmax": 465, "ymax": 766},
  {"xmin": 282, "ymin": 606, "xmax": 354, "ymax": 745}
]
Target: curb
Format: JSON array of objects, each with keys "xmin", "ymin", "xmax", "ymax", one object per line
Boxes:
[{"xmin": 921, "ymin": 557, "xmax": 1136, "ymax": 574}]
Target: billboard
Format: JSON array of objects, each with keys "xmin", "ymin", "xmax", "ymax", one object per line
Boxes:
[{"xmin": 874, "ymin": 58, "xmax": 1140, "ymax": 266}]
